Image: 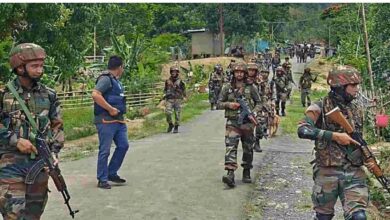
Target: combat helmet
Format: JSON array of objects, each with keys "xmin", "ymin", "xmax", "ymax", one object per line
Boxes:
[
  {"xmin": 247, "ymin": 63, "xmax": 258, "ymax": 71},
  {"xmin": 327, "ymin": 66, "xmax": 362, "ymax": 87},
  {"xmin": 10, "ymin": 43, "xmax": 46, "ymax": 69},
  {"xmin": 233, "ymin": 62, "xmax": 247, "ymax": 72},
  {"xmin": 214, "ymin": 64, "xmax": 223, "ymax": 72},
  {"xmin": 170, "ymin": 66, "xmax": 180, "ymax": 73}
]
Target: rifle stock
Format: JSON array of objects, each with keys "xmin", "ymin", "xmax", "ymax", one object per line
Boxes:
[{"xmin": 325, "ymin": 107, "xmax": 390, "ymax": 194}]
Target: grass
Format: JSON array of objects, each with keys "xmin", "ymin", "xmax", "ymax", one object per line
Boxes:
[
  {"xmin": 60, "ymin": 92, "xmax": 210, "ymax": 160},
  {"xmin": 281, "ymin": 89, "xmax": 328, "ymax": 135},
  {"xmin": 62, "ymin": 107, "xmax": 95, "ymax": 141}
]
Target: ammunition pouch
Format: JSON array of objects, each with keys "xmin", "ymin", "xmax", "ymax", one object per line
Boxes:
[{"xmin": 346, "ymin": 148, "xmax": 364, "ymax": 167}]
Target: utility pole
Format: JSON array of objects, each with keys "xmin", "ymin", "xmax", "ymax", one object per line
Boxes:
[
  {"xmin": 361, "ymin": 3, "xmax": 375, "ymax": 91},
  {"xmin": 219, "ymin": 4, "xmax": 224, "ymax": 56},
  {"xmin": 93, "ymin": 26, "xmax": 96, "ymax": 62}
]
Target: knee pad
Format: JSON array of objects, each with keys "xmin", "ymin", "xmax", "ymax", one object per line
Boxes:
[
  {"xmin": 351, "ymin": 210, "xmax": 366, "ymax": 220},
  {"xmin": 314, "ymin": 212, "xmax": 334, "ymax": 220}
]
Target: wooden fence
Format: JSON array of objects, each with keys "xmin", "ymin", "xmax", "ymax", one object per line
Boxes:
[{"xmin": 58, "ymin": 82, "xmax": 164, "ymax": 109}]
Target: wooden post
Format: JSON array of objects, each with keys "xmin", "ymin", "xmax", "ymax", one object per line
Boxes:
[
  {"xmin": 361, "ymin": 3, "xmax": 375, "ymax": 91},
  {"xmin": 93, "ymin": 26, "xmax": 96, "ymax": 62},
  {"xmin": 219, "ymin": 4, "xmax": 224, "ymax": 56}
]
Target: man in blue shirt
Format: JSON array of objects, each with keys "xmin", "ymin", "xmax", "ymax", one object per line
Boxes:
[{"xmin": 92, "ymin": 56, "xmax": 129, "ymax": 189}]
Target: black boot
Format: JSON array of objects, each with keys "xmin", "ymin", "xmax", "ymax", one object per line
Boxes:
[
  {"xmin": 167, "ymin": 123, "xmax": 174, "ymax": 133},
  {"xmin": 253, "ymin": 139, "xmax": 262, "ymax": 152},
  {"xmin": 210, "ymin": 104, "xmax": 214, "ymax": 110},
  {"xmin": 242, "ymin": 169, "xmax": 252, "ymax": 183},
  {"xmin": 281, "ymin": 109, "xmax": 286, "ymax": 116},
  {"xmin": 222, "ymin": 170, "xmax": 235, "ymax": 187},
  {"xmin": 173, "ymin": 125, "xmax": 179, "ymax": 133}
]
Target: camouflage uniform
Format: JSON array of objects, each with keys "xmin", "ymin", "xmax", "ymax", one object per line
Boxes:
[
  {"xmin": 254, "ymin": 70, "xmax": 273, "ymax": 149},
  {"xmin": 0, "ymin": 44, "xmax": 64, "ymax": 219},
  {"xmin": 218, "ymin": 62, "xmax": 262, "ymax": 187},
  {"xmin": 208, "ymin": 65, "xmax": 224, "ymax": 110},
  {"xmin": 299, "ymin": 68, "xmax": 317, "ymax": 107},
  {"xmin": 274, "ymin": 67, "xmax": 289, "ymax": 116},
  {"xmin": 297, "ymin": 66, "xmax": 368, "ymax": 220},
  {"xmin": 282, "ymin": 59, "xmax": 294, "ymax": 99},
  {"xmin": 164, "ymin": 66, "xmax": 186, "ymax": 132}
]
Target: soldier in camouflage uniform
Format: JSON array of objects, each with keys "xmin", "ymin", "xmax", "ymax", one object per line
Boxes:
[
  {"xmin": 208, "ymin": 64, "xmax": 224, "ymax": 110},
  {"xmin": 297, "ymin": 66, "xmax": 369, "ymax": 220},
  {"xmin": 0, "ymin": 43, "xmax": 64, "ymax": 219},
  {"xmin": 282, "ymin": 57, "xmax": 294, "ymax": 100},
  {"xmin": 299, "ymin": 67, "xmax": 318, "ymax": 107},
  {"xmin": 246, "ymin": 63, "xmax": 263, "ymax": 153},
  {"xmin": 274, "ymin": 66, "xmax": 289, "ymax": 116},
  {"xmin": 217, "ymin": 62, "xmax": 262, "ymax": 188},
  {"xmin": 164, "ymin": 66, "xmax": 187, "ymax": 133},
  {"xmin": 253, "ymin": 69, "xmax": 274, "ymax": 152}
]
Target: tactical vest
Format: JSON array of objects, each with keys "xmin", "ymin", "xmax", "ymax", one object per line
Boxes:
[
  {"xmin": 209, "ymin": 72, "xmax": 223, "ymax": 89},
  {"xmin": 275, "ymin": 75, "xmax": 288, "ymax": 92},
  {"xmin": 165, "ymin": 77, "xmax": 184, "ymax": 99},
  {"xmin": 259, "ymin": 81, "xmax": 272, "ymax": 101},
  {"xmin": 301, "ymin": 74, "xmax": 312, "ymax": 89},
  {"xmin": 0, "ymin": 80, "xmax": 53, "ymax": 152},
  {"xmin": 223, "ymin": 84, "xmax": 255, "ymax": 119},
  {"xmin": 94, "ymin": 73, "xmax": 126, "ymax": 116},
  {"xmin": 314, "ymin": 95, "xmax": 364, "ymax": 167}
]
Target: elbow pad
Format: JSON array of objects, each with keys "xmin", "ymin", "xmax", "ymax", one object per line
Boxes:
[
  {"xmin": 297, "ymin": 115, "xmax": 333, "ymax": 141},
  {"xmin": 297, "ymin": 123, "xmax": 319, "ymax": 140}
]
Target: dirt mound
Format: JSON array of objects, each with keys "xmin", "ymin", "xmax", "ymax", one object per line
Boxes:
[{"xmin": 307, "ymin": 58, "xmax": 335, "ymax": 91}]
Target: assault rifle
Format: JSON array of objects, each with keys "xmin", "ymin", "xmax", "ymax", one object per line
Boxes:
[
  {"xmin": 236, "ymin": 96, "xmax": 258, "ymax": 126},
  {"xmin": 326, "ymin": 107, "xmax": 390, "ymax": 194},
  {"xmin": 6, "ymin": 81, "xmax": 79, "ymax": 217},
  {"xmin": 34, "ymin": 133, "xmax": 79, "ymax": 218}
]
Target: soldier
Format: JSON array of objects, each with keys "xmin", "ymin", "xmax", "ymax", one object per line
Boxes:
[
  {"xmin": 297, "ymin": 66, "xmax": 369, "ymax": 220},
  {"xmin": 0, "ymin": 43, "xmax": 64, "ymax": 219},
  {"xmin": 296, "ymin": 44, "xmax": 302, "ymax": 63},
  {"xmin": 282, "ymin": 57, "xmax": 294, "ymax": 100},
  {"xmin": 299, "ymin": 67, "xmax": 318, "ymax": 107},
  {"xmin": 264, "ymin": 48, "xmax": 272, "ymax": 70},
  {"xmin": 217, "ymin": 62, "xmax": 262, "ymax": 187},
  {"xmin": 164, "ymin": 66, "xmax": 187, "ymax": 133},
  {"xmin": 208, "ymin": 64, "xmax": 224, "ymax": 110},
  {"xmin": 271, "ymin": 52, "xmax": 281, "ymax": 78},
  {"xmin": 303, "ymin": 43, "xmax": 309, "ymax": 63},
  {"xmin": 225, "ymin": 59, "xmax": 236, "ymax": 83},
  {"xmin": 274, "ymin": 66, "xmax": 289, "ymax": 116},
  {"xmin": 246, "ymin": 63, "xmax": 263, "ymax": 153},
  {"xmin": 254, "ymin": 69, "xmax": 274, "ymax": 152}
]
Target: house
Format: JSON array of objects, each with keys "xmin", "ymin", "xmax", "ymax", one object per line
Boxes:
[{"xmin": 184, "ymin": 28, "xmax": 223, "ymax": 59}]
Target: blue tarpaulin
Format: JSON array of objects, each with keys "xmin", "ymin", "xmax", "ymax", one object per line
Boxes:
[{"xmin": 257, "ymin": 40, "xmax": 269, "ymax": 52}]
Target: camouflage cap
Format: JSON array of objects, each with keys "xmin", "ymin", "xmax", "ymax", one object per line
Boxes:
[
  {"xmin": 170, "ymin": 66, "xmax": 180, "ymax": 73},
  {"xmin": 10, "ymin": 43, "xmax": 46, "ymax": 69},
  {"xmin": 247, "ymin": 62, "xmax": 258, "ymax": 71},
  {"xmin": 327, "ymin": 66, "xmax": 362, "ymax": 87},
  {"xmin": 233, "ymin": 62, "xmax": 247, "ymax": 72}
]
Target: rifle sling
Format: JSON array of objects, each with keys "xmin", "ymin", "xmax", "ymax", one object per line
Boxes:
[{"xmin": 6, "ymin": 82, "xmax": 38, "ymax": 133}]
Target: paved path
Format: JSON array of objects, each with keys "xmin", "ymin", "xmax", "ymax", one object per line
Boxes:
[{"xmin": 43, "ymin": 108, "xmax": 264, "ymax": 220}]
